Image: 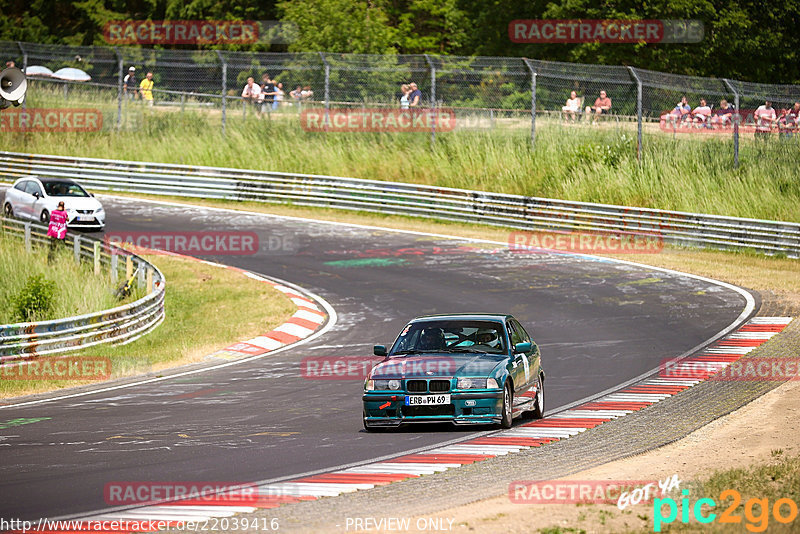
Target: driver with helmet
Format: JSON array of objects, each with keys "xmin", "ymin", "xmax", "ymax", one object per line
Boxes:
[
  {"xmin": 474, "ymin": 328, "xmax": 500, "ymax": 349},
  {"xmin": 418, "ymin": 328, "xmax": 445, "ymax": 351}
]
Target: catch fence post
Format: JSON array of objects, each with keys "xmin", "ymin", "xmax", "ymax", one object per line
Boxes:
[
  {"xmin": 627, "ymin": 66, "xmax": 643, "ymax": 162},
  {"xmin": 424, "ymin": 54, "xmax": 437, "ymax": 147},
  {"xmin": 723, "ymin": 78, "xmax": 740, "ymax": 169},
  {"xmin": 114, "ymin": 48, "xmax": 123, "ymax": 129},
  {"xmin": 522, "ymin": 59, "xmax": 537, "ymax": 150},
  {"xmin": 319, "ymin": 52, "xmax": 330, "ymax": 130},
  {"xmin": 216, "ymin": 50, "xmax": 227, "ymax": 136}
]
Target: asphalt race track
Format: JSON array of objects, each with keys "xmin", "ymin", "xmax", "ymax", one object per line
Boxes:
[{"xmin": 0, "ymin": 196, "xmax": 753, "ymax": 521}]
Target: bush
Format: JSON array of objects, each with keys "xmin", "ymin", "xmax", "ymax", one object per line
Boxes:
[{"xmin": 13, "ymin": 274, "xmax": 58, "ymax": 322}]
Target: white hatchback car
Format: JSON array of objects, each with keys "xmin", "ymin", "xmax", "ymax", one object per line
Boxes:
[{"xmin": 3, "ymin": 176, "xmax": 105, "ymax": 231}]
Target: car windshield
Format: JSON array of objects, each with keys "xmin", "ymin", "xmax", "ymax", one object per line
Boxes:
[
  {"xmin": 43, "ymin": 181, "xmax": 89, "ymax": 197},
  {"xmin": 390, "ymin": 320, "xmax": 506, "ymax": 355}
]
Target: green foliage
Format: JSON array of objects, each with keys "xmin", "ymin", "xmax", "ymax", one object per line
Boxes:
[{"xmin": 12, "ymin": 274, "xmax": 57, "ymax": 323}]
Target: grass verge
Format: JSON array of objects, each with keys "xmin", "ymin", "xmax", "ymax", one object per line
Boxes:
[
  {"xmin": 3, "ymin": 85, "xmax": 800, "ymax": 222},
  {"xmin": 0, "ymin": 233, "xmax": 124, "ymax": 323},
  {"xmin": 0, "ymin": 252, "xmax": 296, "ymax": 399}
]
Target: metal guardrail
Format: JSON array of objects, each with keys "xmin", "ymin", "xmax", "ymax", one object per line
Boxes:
[
  {"xmin": 1, "ymin": 151, "xmax": 798, "ymax": 258},
  {"xmin": 0, "ymin": 217, "xmax": 165, "ymax": 360}
]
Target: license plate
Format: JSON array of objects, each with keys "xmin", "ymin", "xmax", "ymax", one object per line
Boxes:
[
  {"xmin": 404, "ymin": 394, "xmax": 451, "ymax": 406},
  {"xmin": 77, "ymin": 215, "xmax": 94, "ymax": 222}
]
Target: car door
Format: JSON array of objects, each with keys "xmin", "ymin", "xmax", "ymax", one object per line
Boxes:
[
  {"xmin": 15, "ymin": 180, "xmax": 38, "ymax": 220},
  {"xmin": 511, "ymin": 318, "xmax": 540, "ymax": 384},
  {"xmin": 4, "ymin": 181, "xmax": 25, "ymax": 216},
  {"xmin": 506, "ymin": 320, "xmax": 531, "ymax": 402},
  {"xmin": 25, "ymin": 181, "xmax": 46, "ymax": 222}
]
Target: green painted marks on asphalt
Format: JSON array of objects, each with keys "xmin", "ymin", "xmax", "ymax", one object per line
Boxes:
[
  {"xmin": 324, "ymin": 258, "xmax": 407, "ymax": 268},
  {"xmin": 618, "ymin": 277, "xmax": 662, "ymax": 286},
  {"xmin": 0, "ymin": 417, "xmax": 51, "ymax": 430}
]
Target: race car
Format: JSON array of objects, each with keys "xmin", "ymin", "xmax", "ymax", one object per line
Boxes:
[
  {"xmin": 363, "ymin": 313, "xmax": 544, "ymax": 430},
  {"xmin": 3, "ymin": 176, "xmax": 106, "ymax": 231}
]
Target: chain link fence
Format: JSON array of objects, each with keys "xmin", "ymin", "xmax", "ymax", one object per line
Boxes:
[{"xmin": 3, "ymin": 40, "xmax": 800, "ymax": 166}]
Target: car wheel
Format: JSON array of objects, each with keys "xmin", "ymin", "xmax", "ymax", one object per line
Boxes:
[
  {"xmin": 40, "ymin": 209, "xmax": 50, "ymax": 224},
  {"xmin": 531, "ymin": 374, "xmax": 545, "ymax": 419},
  {"xmin": 500, "ymin": 381, "xmax": 514, "ymax": 428},
  {"xmin": 3, "ymin": 203, "xmax": 13, "ymax": 218}
]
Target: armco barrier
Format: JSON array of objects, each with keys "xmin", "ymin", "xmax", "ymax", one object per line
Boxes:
[
  {"xmin": 0, "ymin": 151, "xmax": 798, "ymax": 257},
  {"xmin": 0, "ymin": 217, "xmax": 165, "ymax": 360}
]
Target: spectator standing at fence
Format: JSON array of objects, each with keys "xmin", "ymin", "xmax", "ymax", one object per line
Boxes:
[
  {"xmin": 273, "ymin": 82, "xmax": 285, "ymax": 109},
  {"xmin": 261, "ymin": 73, "xmax": 275, "ymax": 112},
  {"xmin": 47, "ymin": 201, "xmax": 68, "ymax": 263},
  {"xmin": 778, "ymin": 102, "xmax": 799, "ymax": 138},
  {"xmin": 123, "ymin": 67, "xmax": 138, "ymax": 99},
  {"xmin": 242, "ymin": 76, "xmax": 262, "ymax": 108},
  {"xmin": 562, "ymin": 90, "xmax": 581, "ymax": 122},
  {"xmin": 301, "ymin": 85, "xmax": 314, "ymax": 100},
  {"xmin": 399, "ymin": 84, "xmax": 411, "ymax": 109},
  {"xmin": 711, "ymin": 99, "xmax": 734, "ymax": 128},
  {"xmin": 139, "ymin": 72, "xmax": 154, "ymax": 106},
  {"xmin": 5, "ymin": 60, "xmax": 14, "ymax": 69},
  {"xmin": 692, "ymin": 98, "xmax": 712, "ymax": 127},
  {"xmin": 408, "ymin": 82, "xmax": 422, "ymax": 107},
  {"xmin": 754, "ymin": 100, "xmax": 777, "ymax": 139},
  {"xmin": 586, "ymin": 90, "xmax": 612, "ymax": 123},
  {"xmin": 290, "ymin": 85, "xmax": 302, "ymax": 103}
]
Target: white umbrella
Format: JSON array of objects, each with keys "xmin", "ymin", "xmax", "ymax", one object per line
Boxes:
[
  {"xmin": 52, "ymin": 67, "xmax": 91, "ymax": 82},
  {"xmin": 24, "ymin": 65, "xmax": 54, "ymax": 77}
]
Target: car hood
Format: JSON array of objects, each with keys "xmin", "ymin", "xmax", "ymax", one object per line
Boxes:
[
  {"xmin": 369, "ymin": 353, "xmax": 504, "ymax": 379},
  {"xmin": 51, "ymin": 197, "xmax": 103, "ymax": 211}
]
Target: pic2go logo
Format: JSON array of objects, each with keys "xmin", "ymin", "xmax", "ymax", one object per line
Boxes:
[{"xmin": 654, "ymin": 489, "xmax": 799, "ymax": 532}]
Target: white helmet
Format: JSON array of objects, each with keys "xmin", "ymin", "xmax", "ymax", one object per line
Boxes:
[{"xmin": 475, "ymin": 328, "xmax": 499, "ymax": 348}]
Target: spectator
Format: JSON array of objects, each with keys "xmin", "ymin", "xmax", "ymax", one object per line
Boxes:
[
  {"xmin": 586, "ymin": 90, "xmax": 611, "ymax": 123},
  {"xmin": 778, "ymin": 102, "xmax": 800, "ymax": 138},
  {"xmin": 400, "ymin": 84, "xmax": 410, "ymax": 109},
  {"xmin": 273, "ymin": 82, "xmax": 285, "ymax": 110},
  {"xmin": 290, "ymin": 85, "xmax": 302, "ymax": 103},
  {"xmin": 139, "ymin": 72, "xmax": 154, "ymax": 106},
  {"xmin": 242, "ymin": 76, "xmax": 262, "ymax": 107},
  {"xmin": 47, "ymin": 201, "xmax": 68, "ymax": 263},
  {"xmin": 123, "ymin": 67, "xmax": 137, "ymax": 100},
  {"xmin": 562, "ymin": 90, "xmax": 581, "ymax": 122},
  {"xmin": 300, "ymin": 85, "xmax": 314, "ymax": 100},
  {"xmin": 753, "ymin": 100, "xmax": 777, "ymax": 139},
  {"xmin": 408, "ymin": 82, "xmax": 422, "ymax": 107},
  {"xmin": 5, "ymin": 60, "xmax": 15, "ymax": 69},
  {"xmin": 692, "ymin": 98, "xmax": 712, "ymax": 127},
  {"xmin": 710, "ymin": 99, "xmax": 734, "ymax": 128},
  {"xmin": 661, "ymin": 96, "xmax": 691, "ymax": 127},
  {"xmin": 261, "ymin": 73, "xmax": 275, "ymax": 112}
]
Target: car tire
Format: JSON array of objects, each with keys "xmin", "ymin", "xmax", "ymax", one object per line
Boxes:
[
  {"xmin": 40, "ymin": 209, "xmax": 50, "ymax": 224},
  {"xmin": 530, "ymin": 374, "xmax": 545, "ymax": 419},
  {"xmin": 3, "ymin": 203, "xmax": 13, "ymax": 218},
  {"xmin": 500, "ymin": 381, "xmax": 514, "ymax": 428}
]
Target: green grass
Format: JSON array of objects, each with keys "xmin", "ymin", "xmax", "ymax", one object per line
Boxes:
[
  {"xmin": 3, "ymin": 83, "xmax": 800, "ymax": 223},
  {"xmin": 0, "ymin": 232, "xmax": 122, "ymax": 323},
  {"xmin": 0, "ymin": 252, "xmax": 296, "ymax": 398}
]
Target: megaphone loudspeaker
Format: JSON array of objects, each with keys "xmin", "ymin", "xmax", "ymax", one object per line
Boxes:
[{"xmin": 0, "ymin": 67, "xmax": 27, "ymax": 103}]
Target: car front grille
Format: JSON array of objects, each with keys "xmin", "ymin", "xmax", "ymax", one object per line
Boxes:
[
  {"xmin": 406, "ymin": 380, "xmax": 427, "ymax": 393},
  {"xmin": 429, "ymin": 380, "xmax": 450, "ymax": 392},
  {"xmin": 76, "ymin": 209, "xmax": 93, "ymax": 214},
  {"xmin": 403, "ymin": 405, "xmax": 455, "ymax": 417}
]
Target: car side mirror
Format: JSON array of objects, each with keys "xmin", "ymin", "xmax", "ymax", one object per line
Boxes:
[
  {"xmin": 32, "ymin": 191, "xmax": 40, "ymax": 199},
  {"xmin": 514, "ymin": 342, "xmax": 531, "ymax": 354},
  {"xmin": 373, "ymin": 345, "xmax": 387, "ymax": 356}
]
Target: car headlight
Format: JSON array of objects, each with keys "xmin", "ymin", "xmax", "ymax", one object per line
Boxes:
[
  {"xmin": 456, "ymin": 377, "xmax": 501, "ymax": 389},
  {"xmin": 365, "ymin": 379, "xmax": 401, "ymax": 391},
  {"xmin": 95, "ymin": 207, "xmax": 104, "ymax": 213}
]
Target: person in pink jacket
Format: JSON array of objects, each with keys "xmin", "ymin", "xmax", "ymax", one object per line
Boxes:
[{"xmin": 47, "ymin": 201, "xmax": 68, "ymax": 262}]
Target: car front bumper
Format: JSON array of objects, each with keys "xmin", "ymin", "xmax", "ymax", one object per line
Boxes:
[{"xmin": 363, "ymin": 391, "xmax": 504, "ymax": 427}]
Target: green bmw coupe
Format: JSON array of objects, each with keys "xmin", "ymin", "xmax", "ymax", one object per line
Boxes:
[{"xmin": 363, "ymin": 314, "xmax": 544, "ymax": 430}]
